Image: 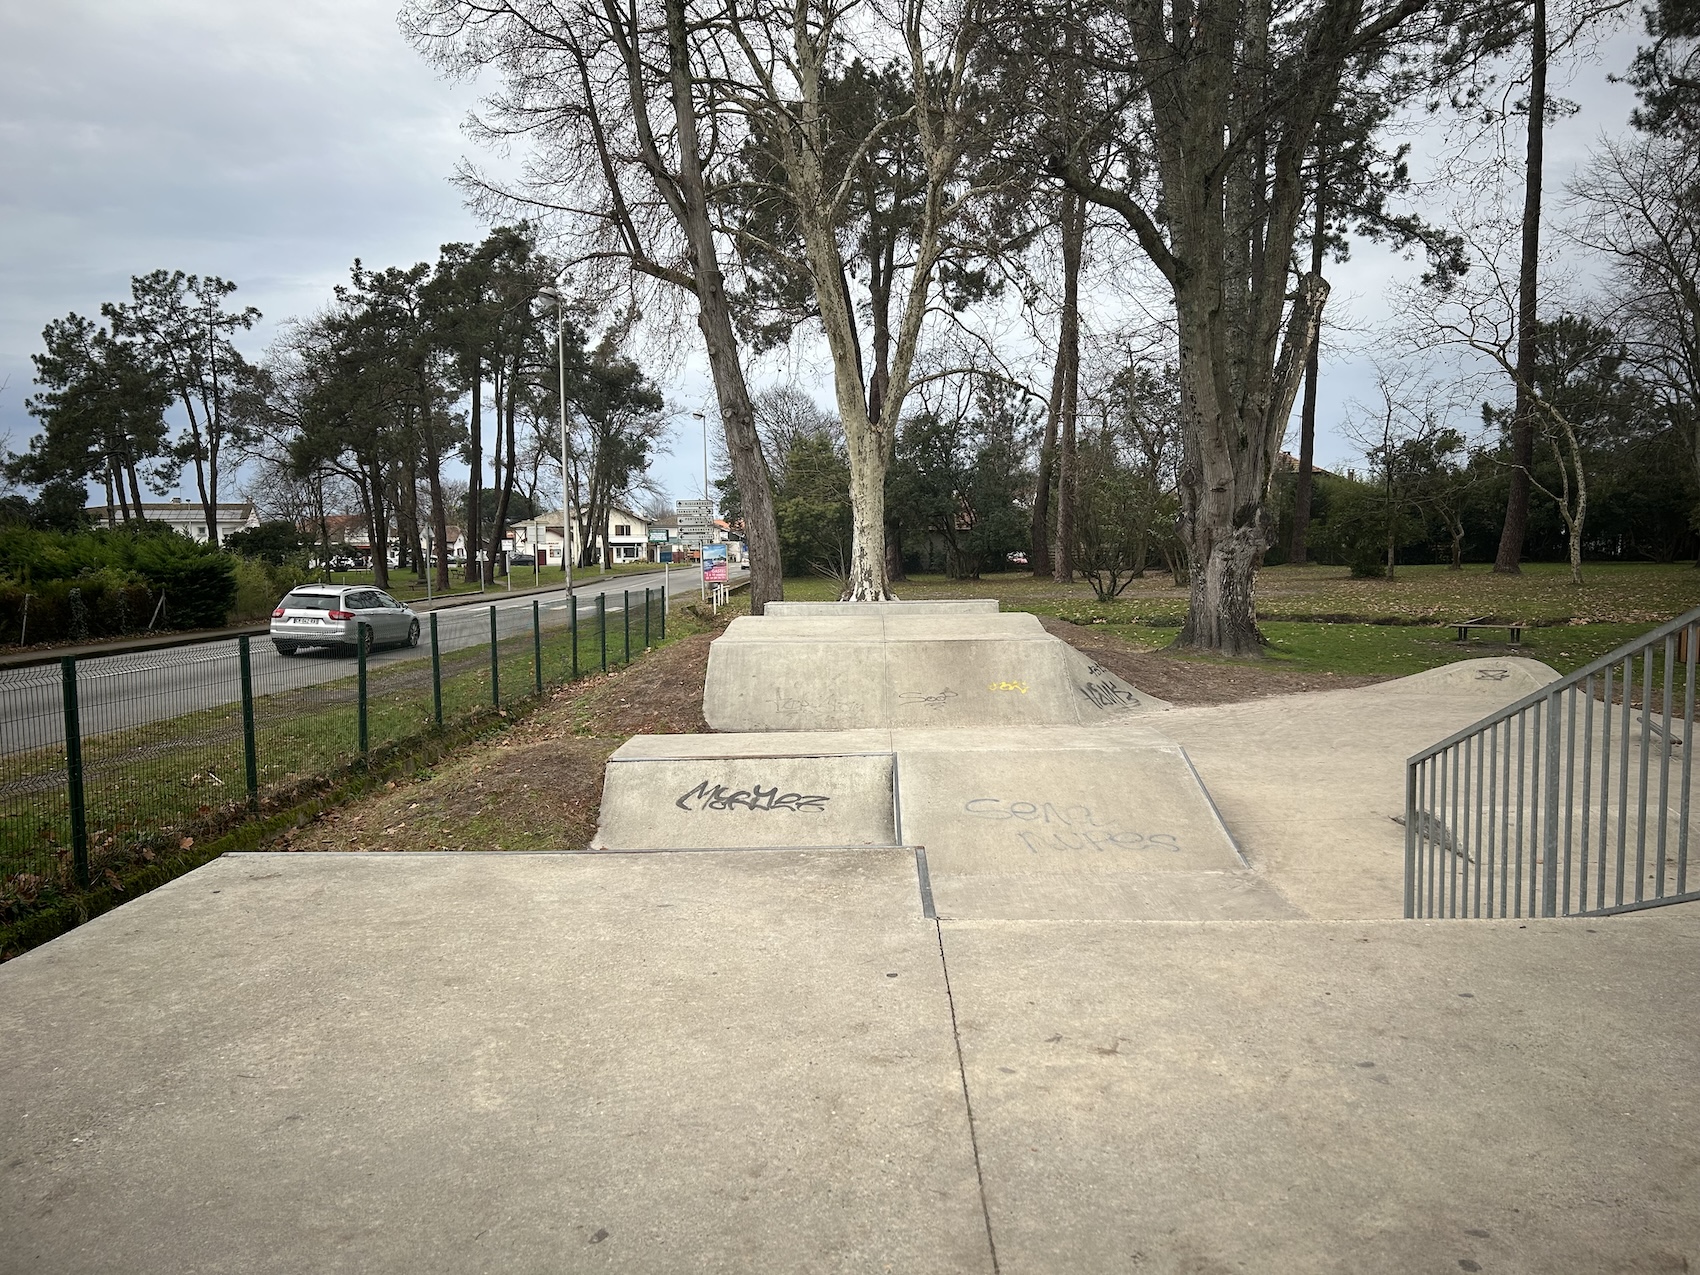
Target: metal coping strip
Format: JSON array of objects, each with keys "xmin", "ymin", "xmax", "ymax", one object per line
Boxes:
[{"xmin": 914, "ymin": 846, "xmax": 937, "ymax": 919}]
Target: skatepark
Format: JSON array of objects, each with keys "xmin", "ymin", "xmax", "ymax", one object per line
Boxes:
[{"xmin": 3, "ymin": 601, "xmax": 1696, "ymax": 1272}]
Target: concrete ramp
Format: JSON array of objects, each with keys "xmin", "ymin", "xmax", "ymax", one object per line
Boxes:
[
  {"xmin": 592, "ymin": 726, "xmax": 1297, "ymax": 920},
  {"xmin": 704, "ymin": 608, "xmax": 1166, "ymax": 731},
  {"xmin": 1380, "ymin": 654, "xmax": 1559, "ymax": 697},
  {"xmin": 896, "ymin": 728, "xmax": 1302, "ymax": 921}
]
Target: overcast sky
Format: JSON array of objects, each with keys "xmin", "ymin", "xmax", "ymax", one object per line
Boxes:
[{"xmin": 0, "ymin": 1, "xmax": 1652, "ymax": 514}]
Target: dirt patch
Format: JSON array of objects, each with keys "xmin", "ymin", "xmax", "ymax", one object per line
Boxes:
[
  {"xmin": 280, "ymin": 623, "xmax": 722, "ymax": 854},
  {"xmin": 1038, "ymin": 616, "xmax": 1390, "ymax": 706}
]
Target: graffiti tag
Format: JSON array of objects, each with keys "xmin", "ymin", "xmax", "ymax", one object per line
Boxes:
[{"xmin": 676, "ymin": 781, "xmax": 830, "ymax": 813}]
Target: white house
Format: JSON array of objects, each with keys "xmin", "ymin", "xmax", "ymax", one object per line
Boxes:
[
  {"xmin": 507, "ymin": 506, "xmax": 653, "ymax": 566},
  {"xmin": 88, "ymin": 499, "xmax": 260, "ymax": 543}
]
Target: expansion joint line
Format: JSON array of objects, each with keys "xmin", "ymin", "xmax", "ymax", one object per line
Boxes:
[{"xmin": 934, "ymin": 918, "xmax": 1001, "ymax": 1275}]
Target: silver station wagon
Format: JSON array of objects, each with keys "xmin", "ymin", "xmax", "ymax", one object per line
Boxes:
[{"xmin": 270, "ymin": 586, "xmax": 421, "ymax": 656}]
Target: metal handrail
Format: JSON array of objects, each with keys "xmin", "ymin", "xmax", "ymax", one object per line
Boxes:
[{"xmin": 1405, "ymin": 605, "xmax": 1700, "ymax": 919}]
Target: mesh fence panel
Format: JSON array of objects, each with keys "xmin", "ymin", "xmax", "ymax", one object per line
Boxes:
[
  {"xmin": 0, "ymin": 585, "xmax": 675, "ymax": 923},
  {"xmin": 0, "ymin": 664, "xmax": 72, "ymax": 895}
]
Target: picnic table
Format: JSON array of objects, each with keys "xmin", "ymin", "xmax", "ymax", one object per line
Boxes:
[{"xmin": 1453, "ymin": 617, "xmax": 1525, "ymax": 644}]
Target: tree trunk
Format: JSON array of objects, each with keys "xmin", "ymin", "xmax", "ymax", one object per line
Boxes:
[
  {"xmin": 663, "ymin": 0, "xmax": 782, "ymax": 614},
  {"xmin": 1053, "ymin": 190, "xmax": 1083, "ymax": 583},
  {"xmin": 843, "ymin": 421, "xmax": 893, "ymax": 599},
  {"xmin": 485, "ymin": 367, "xmax": 518, "ymax": 582},
  {"xmin": 465, "ymin": 368, "xmax": 483, "ymax": 584},
  {"xmin": 426, "ymin": 456, "xmax": 451, "ymax": 592},
  {"xmin": 1173, "ymin": 273, "xmax": 1327, "ymax": 656},
  {"xmin": 885, "ymin": 517, "xmax": 907, "ymax": 583},
  {"xmin": 1494, "ymin": 0, "xmax": 1547, "ymax": 575},
  {"xmin": 126, "ymin": 463, "xmax": 146, "ymax": 520},
  {"xmin": 1031, "ymin": 389, "xmax": 1057, "ymax": 578},
  {"xmin": 1290, "ymin": 172, "xmax": 1327, "ymax": 565}
]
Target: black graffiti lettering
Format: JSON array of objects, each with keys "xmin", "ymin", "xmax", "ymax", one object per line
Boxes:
[
  {"xmin": 898, "ymin": 688, "xmax": 960, "ymax": 710},
  {"xmin": 1080, "ymin": 679, "xmax": 1140, "ymax": 709},
  {"xmin": 677, "ymin": 779, "xmax": 831, "ymax": 813}
]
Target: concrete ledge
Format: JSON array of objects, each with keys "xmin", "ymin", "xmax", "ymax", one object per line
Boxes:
[
  {"xmin": 764, "ymin": 600, "xmax": 1000, "ymax": 616},
  {"xmin": 0, "ymin": 852, "xmax": 989, "ymax": 1275}
]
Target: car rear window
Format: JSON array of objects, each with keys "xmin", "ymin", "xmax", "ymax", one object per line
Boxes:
[{"xmin": 281, "ymin": 591, "xmax": 340, "ymax": 611}]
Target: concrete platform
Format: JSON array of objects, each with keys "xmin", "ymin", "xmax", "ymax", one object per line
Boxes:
[
  {"xmin": 3, "ymin": 852, "xmax": 1696, "ymax": 1274},
  {"xmin": 0, "ymin": 852, "xmax": 987, "ymax": 1275},
  {"xmin": 944, "ymin": 909, "xmax": 1700, "ymax": 1274},
  {"xmin": 703, "ymin": 610, "xmax": 1166, "ymax": 731}
]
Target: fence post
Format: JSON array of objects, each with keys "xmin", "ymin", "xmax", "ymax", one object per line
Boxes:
[
  {"xmin": 429, "ymin": 612, "xmax": 443, "ymax": 728},
  {"xmin": 598, "ymin": 593, "xmax": 607, "ymax": 673},
  {"xmin": 1542, "ymin": 687, "xmax": 1562, "ymax": 916},
  {"xmin": 644, "ymin": 588, "xmax": 651, "ymax": 649},
  {"xmin": 571, "ymin": 594, "xmax": 579, "ymax": 679},
  {"xmin": 659, "ymin": 583, "xmax": 666, "ymax": 640},
  {"xmin": 532, "ymin": 599, "xmax": 543, "ymax": 695},
  {"xmin": 238, "ymin": 636, "xmax": 259, "ymax": 812},
  {"xmin": 623, "ymin": 589, "xmax": 631, "ymax": 663},
  {"xmin": 357, "ymin": 623, "xmax": 369, "ymax": 759},
  {"xmin": 60, "ymin": 657, "xmax": 89, "ymax": 889},
  {"xmin": 489, "ymin": 605, "xmax": 500, "ymax": 708}
]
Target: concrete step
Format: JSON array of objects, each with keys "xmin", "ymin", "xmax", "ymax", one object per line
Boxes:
[{"xmin": 594, "ymin": 727, "xmax": 1297, "ymax": 920}]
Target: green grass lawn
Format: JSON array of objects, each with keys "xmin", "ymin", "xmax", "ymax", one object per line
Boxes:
[{"xmin": 783, "ymin": 562, "xmax": 1699, "ymax": 678}]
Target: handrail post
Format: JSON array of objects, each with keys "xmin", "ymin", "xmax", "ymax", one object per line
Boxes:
[
  {"xmin": 570, "ymin": 594, "xmax": 579, "ymax": 679},
  {"xmin": 1542, "ymin": 688, "xmax": 1562, "ymax": 917},
  {"xmin": 623, "ymin": 589, "xmax": 630, "ymax": 664},
  {"xmin": 598, "ymin": 593, "xmax": 607, "ymax": 673},
  {"xmin": 61, "ymin": 656, "xmax": 89, "ymax": 889}
]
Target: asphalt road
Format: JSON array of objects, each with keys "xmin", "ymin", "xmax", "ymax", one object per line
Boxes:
[{"xmin": 0, "ymin": 567, "xmax": 716, "ymax": 758}]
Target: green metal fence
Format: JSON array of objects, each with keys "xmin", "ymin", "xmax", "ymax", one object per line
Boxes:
[{"xmin": 0, "ymin": 588, "xmax": 666, "ymax": 920}]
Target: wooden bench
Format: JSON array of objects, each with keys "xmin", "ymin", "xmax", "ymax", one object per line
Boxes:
[{"xmin": 1453, "ymin": 617, "xmax": 1525, "ymax": 644}]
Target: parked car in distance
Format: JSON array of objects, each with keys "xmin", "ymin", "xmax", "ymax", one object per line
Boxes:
[
  {"xmin": 326, "ymin": 555, "xmax": 356, "ymax": 571},
  {"xmin": 270, "ymin": 586, "xmax": 421, "ymax": 656},
  {"xmin": 509, "ymin": 553, "xmax": 536, "ymax": 566},
  {"xmin": 1007, "ymin": 551, "xmax": 1029, "ymax": 567}
]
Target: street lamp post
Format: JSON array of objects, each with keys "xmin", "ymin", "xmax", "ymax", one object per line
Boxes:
[{"xmin": 538, "ymin": 279, "xmax": 575, "ymax": 610}]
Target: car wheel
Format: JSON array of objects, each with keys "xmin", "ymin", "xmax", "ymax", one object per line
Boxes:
[
  {"xmin": 350, "ymin": 627, "xmax": 373, "ymax": 658},
  {"xmin": 407, "ymin": 619, "xmax": 421, "ymax": 648}
]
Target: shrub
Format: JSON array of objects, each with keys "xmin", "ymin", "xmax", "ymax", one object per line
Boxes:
[
  {"xmin": 229, "ymin": 557, "xmax": 309, "ymax": 624},
  {"xmin": 0, "ymin": 525, "xmax": 238, "ymax": 643}
]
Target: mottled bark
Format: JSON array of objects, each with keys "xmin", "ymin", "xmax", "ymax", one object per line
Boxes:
[
  {"xmin": 1494, "ymin": 0, "xmax": 1547, "ymax": 575},
  {"xmin": 1290, "ymin": 176, "xmax": 1327, "ymax": 565},
  {"xmin": 1053, "ymin": 189, "xmax": 1083, "ymax": 582}
]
